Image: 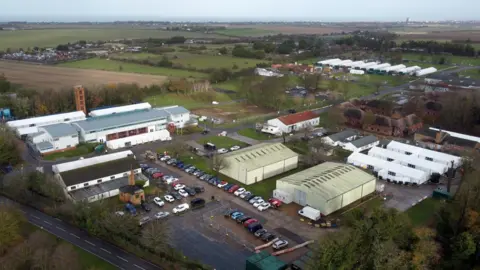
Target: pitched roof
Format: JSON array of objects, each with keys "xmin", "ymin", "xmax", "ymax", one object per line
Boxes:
[
  {"xmin": 350, "ymin": 135, "xmax": 378, "ymax": 148},
  {"xmin": 163, "ymin": 106, "xmax": 190, "ymax": 115},
  {"xmin": 41, "ymin": 123, "xmax": 77, "ymax": 138},
  {"xmin": 277, "ymin": 111, "xmax": 318, "ymax": 126},
  {"xmin": 327, "ymin": 129, "xmax": 358, "ymax": 142}
]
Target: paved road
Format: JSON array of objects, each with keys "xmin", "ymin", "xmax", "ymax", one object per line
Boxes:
[{"xmin": 0, "ymin": 195, "xmax": 162, "ymax": 270}]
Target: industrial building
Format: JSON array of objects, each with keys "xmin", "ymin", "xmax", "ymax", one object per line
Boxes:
[
  {"xmin": 52, "ymin": 150, "xmax": 144, "ymax": 202},
  {"xmin": 265, "ymin": 111, "xmax": 320, "ymax": 135},
  {"xmin": 219, "ymin": 143, "xmax": 299, "ymax": 185},
  {"xmin": 72, "ymin": 109, "xmax": 172, "ymax": 149},
  {"xmin": 384, "ymin": 64, "xmax": 406, "ymax": 74},
  {"xmin": 7, "ymin": 111, "xmax": 86, "ymax": 137},
  {"xmin": 316, "ymin": 58, "xmax": 341, "ymax": 66},
  {"xmin": 275, "ymin": 162, "xmax": 376, "ymax": 215},
  {"xmin": 398, "ymin": 66, "xmax": 421, "ymax": 76},
  {"xmin": 386, "ymin": 141, "xmax": 461, "ymax": 168},
  {"xmin": 342, "ymin": 135, "xmax": 379, "ymax": 152},
  {"xmin": 28, "ymin": 123, "xmax": 79, "ymax": 155}
]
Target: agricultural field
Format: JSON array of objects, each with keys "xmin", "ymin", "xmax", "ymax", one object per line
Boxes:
[
  {"xmin": 0, "ymin": 28, "xmax": 221, "ymax": 51},
  {"xmin": 213, "ymin": 79, "xmax": 242, "ymax": 91},
  {"xmin": 110, "ymin": 52, "xmax": 164, "ymax": 61},
  {"xmin": 214, "ymin": 28, "xmax": 278, "ymax": 37},
  {"xmin": 169, "ymin": 52, "xmax": 268, "ymax": 70},
  {"xmin": 58, "ymin": 58, "xmax": 208, "ymax": 78},
  {"xmin": 0, "ymin": 61, "xmax": 169, "ymax": 90},
  {"xmin": 401, "ymin": 53, "xmax": 480, "ymax": 66},
  {"xmin": 226, "ymin": 24, "xmax": 358, "ymax": 35}
]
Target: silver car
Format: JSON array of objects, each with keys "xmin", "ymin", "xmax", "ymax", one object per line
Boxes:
[
  {"xmin": 139, "ymin": 216, "xmax": 151, "ymax": 226},
  {"xmin": 249, "ymin": 196, "xmax": 262, "ymax": 204},
  {"xmin": 154, "ymin": 211, "xmax": 170, "ymax": 219},
  {"xmin": 272, "ymin": 239, "xmax": 289, "ymax": 250}
]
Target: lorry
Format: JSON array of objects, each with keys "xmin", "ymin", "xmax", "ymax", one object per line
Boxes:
[{"xmin": 298, "ymin": 206, "xmax": 321, "ymax": 221}]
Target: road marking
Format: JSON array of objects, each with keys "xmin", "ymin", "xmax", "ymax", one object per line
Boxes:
[
  {"xmin": 116, "ymin": 256, "xmax": 128, "ymax": 262},
  {"xmin": 20, "ymin": 210, "xmax": 26, "ymax": 213},
  {"xmin": 55, "ymin": 218, "xmax": 62, "ymax": 222},
  {"xmin": 84, "ymin": 240, "xmax": 96, "ymax": 246},
  {"xmin": 70, "ymin": 233, "xmax": 80, "ymax": 239},
  {"xmin": 43, "ymin": 220, "xmax": 52, "ymax": 225},
  {"xmin": 134, "ymin": 264, "xmax": 146, "ymax": 270},
  {"xmin": 31, "ymin": 215, "xmax": 40, "ymax": 219},
  {"xmin": 55, "ymin": 226, "xmax": 66, "ymax": 232},
  {"xmin": 100, "ymin": 248, "xmax": 111, "ymax": 254}
]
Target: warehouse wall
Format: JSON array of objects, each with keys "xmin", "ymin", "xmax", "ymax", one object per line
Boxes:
[
  {"xmin": 247, "ymin": 167, "xmax": 264, "ymax": 185},
  {"xmin": 324, "ymin": 195, "xmax": 343, "ymax": 215},
  {"xmin": 342, "ymin": 186, "xmax": 364, "ymax": 207},
  {"xmin": 263, "ymin": 161, "xmax": 285, "ymax": 179},
  {"xmin": 284, "ymin": 156, "xmax": 299, "ymax": 171}
]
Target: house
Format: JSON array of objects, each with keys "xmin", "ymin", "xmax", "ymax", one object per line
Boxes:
[
  {"xmin": 414, "ymin": 128, "xmax": 480, "ymax": 151},
  {"xmin": 157, "ymin": 105, "xmax": 195, "ymax": 129},
  {"xmin": 275, "ymin": 162, "xmax": 376, "ymax": 215},
  {"xmin": 364, "ymin": 115, "xmax": 395, "ymax": 136},
  {"xmin": 342, "ymin": 135, "xmax": 379, "ymax": 152},
  {"xmin": 219, "ymin": 143, "xmax": 299, "ymax": 185},
  {"xmin": 360, "ymin": 100, "xmax": 394, "ymax": 116},
  {"xmin": 28, "ymin": 123, "xmax": 79, "ymax": 155},
  {"xmin": 343, "ymin": 108, "xmax": 364, "ymax": 128},
  {"xmin": 266, "ymin": 111, "xmax": 320, "ymax": 134},
  {"xmin": 7, "ymin": 111, "xmax": 86, "ymax": 137},
  {"xmin": 52, "ymin": 151, "xmax": 145, "ymax": 202},
  {"xmin": 119, "ymin": 171, "xmax": 145, "ymax": 206},
  {"xmin": 322, "ymin": 129, "xmax": 358, "ymax": 146}
]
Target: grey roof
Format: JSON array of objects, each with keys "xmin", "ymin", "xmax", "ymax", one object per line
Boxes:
[
  {"xmin": 164, "ymin": 106, "xmax": 190, "ymax": 115},
  {"xmin": 73, "ymin": 109, "xmax": 169, "ymax": 132},
  {"xmin": 350, "ymin": 135, "xmax": 378, "ymax": 148},
  {"xmin": 69, "ymin": 176, "xmax": 131, "ymax": 201},
  {"xmin": 41, "ymin": 123, "xmax": 77, "ymax": 138},
  {"xmin": 36, "ymin": 141, "xmax": 54, "ymax": 151},
  {"xmin": 29, "ymin": 131, "xmax": 45, "ymax": 138},
  {"xmin": 328, "ymin": 129, "xmax": 358, "ymax": 142}
]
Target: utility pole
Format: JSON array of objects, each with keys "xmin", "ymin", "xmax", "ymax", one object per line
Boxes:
[{"xmin": 447, "ymin": 160, "xmax": 454, "ymax": 193}]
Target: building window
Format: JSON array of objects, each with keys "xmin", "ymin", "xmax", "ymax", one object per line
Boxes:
[
  {"xmin": 110, "ymin": 176, "xmax": 115, "ymax": 180},
  {"xmin": 150, "ymin": 129, "xmax": 154, "ymax": 132},
  {"xmin": 138, "ymin": 127, "xmax": 147, "ymax": 134},
  {"xmin": 66, "ymin": 145, "xmax": 71, "ymax": 148},
  {"xmin": 405, "ymin": 151, "xmax": 412, "ymax": 155},
  {"xmin": 97, "ymin": 180, "xmax": 102, "ymax": 183},
  {"xmin": 387, "ymin": 158, "xmax": 393, "ymax": 162},
  {"xmin": 425, "ymin": 157, "xmax": 433, "ymax": 161},
  {"xmin": 84, "ymin": 183, "xmax": 89, "ymax": 187},
  {"xmin": 70, "ymin": 186, "xmax": 76, "ymax": 190},
  {"xmin": 29, "ymin": 124, "xmax": 36, "ymax": 127},
  {"xmin": 367, "ymin": 165, "xmax": 373, "ymax": 170},
  {"xmin": 408, "ymin": 164, "xmax": 415, "ymax": 168},
  {"xmin": 64, "ymin": 118, "xmax": 70, "ymax": 121},
  {"xmin": 388, "ymin": 171, "xmax": 396, "ymax": 176},
  {"xmin": 118, "ymin": 131, "xmax": 127, "ymax": 138}
]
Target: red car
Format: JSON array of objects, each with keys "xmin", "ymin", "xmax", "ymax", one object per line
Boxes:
[
  {"xmin": 228, "ymin": 185, "xmax": 240, "ymax": 193},
  {"xmin": 244, "ymin": 219, "xmax": 258, "ymax": 227},
  {"xmin": 152, "ymin": 172, "xmax": 164, "ymax": 179},
  {"xmin": 268, "ymin": 198, "xmax": 282, "ymax": 209}
]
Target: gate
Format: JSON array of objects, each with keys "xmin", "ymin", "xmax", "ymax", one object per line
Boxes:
[{"xmin": 294, "ymin": 189, "xmax": 307, "ymax": 206}]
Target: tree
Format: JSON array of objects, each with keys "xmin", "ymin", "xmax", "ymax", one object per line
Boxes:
[
  {"xmin": 218, "ymin": 47, "xmax": 228, "ymax": 55},
  {"xmin": 0, "ymin": 205, "xmax": 24, "ymax": 255},
  {"xmin": 50, "ymin": 242, "xmax": 81, "ymax": 270},
  {"xmin": 164, "ymin": 141, "xmax": 188, "ymax": 159},
  {"xmin": 141, "ymin": 220, "xmax": 170, "ymax": 253},
  {"xmin": 209, "ymin": 153, "xmax": 229, "ymax": 174},
  {"xmin": 118, "ymin": 65, "xmax": 123, "ymax": 71},
  {"xmin": 0, "ymin": 125, "xmax": 22, "ymax": 167},
  {"xmin": 362, "ymin": 111, "xmax": 376, "ymax": 127},
  {"xmin": 0, "ymin": 73, "xmax": 11, "ymax": 93},
  {"xmin": 32, "ymin": 247, "xmax": 52, "ymax": 270},
  {"xmin": 209, "ymin": 68, "xmax": 232, "ymax": 83}
]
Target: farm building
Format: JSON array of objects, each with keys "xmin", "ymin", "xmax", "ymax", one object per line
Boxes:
[
  {"xmin": 72, "ymin": 109, "xmax": 171, "ymax": 149},
  {"xmin": 386, "ymin": 141, "xmax": 461, "ymax": 168},
  {"xmin": 275, "ymin": 162, "xmax": 376, "ymax": 215},
  {"xmin": 265, "ymin": 111, "xmax": 320, "ymax": 134},
  {"xmin": 342, "ymin": 135, "xmax": 379, "ymax": 152},
  {"xmin": 219, "ymin": 143, "xmax": 299, "ymax": 185},
  {"xmin": 155, "ymin": 105, "xmax": 194, "ymax": 128},
  {"xmin": 368, "ymin": 146, "xmax": 448, "ymax": 175},
  {"xmin": 7, "ymin": 111, "xmax": 86, "ymax": 137},
  {"xmin": 322, "ymin": 129, "xmax": 358, "ymax": 146},
  {"xmin": 27, "ymin": 123, "xmax": 79, "ymax": 155},
  {"xmin": 52, "ymin": 150, "xmax": 146, "ymax": 202},
  {"xmin": 89, "ymin": 102, "xmax": 152, "ymax": 117},
  {"xmin": 347, "ymin": 152, "xmax": 429, "ymax": 185}
]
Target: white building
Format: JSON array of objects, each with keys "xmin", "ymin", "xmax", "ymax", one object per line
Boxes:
[
  {"xmin": 316, "ymin": 58, "xmax": 341, "ymax": 66},
  {"xmin": 254, "ymin": 68, "xmax": 284, "ymax": 77},
  {"xmin": 53, "ymin": 150, "xmax": 146, "ymax": 202},
  {"xmin": 322, "ymin": 129, "xmax": 358, "ymax": 146},
  {"xmin": 342, "ymin": 135, "xmax": 379, "ymax": 152},
  {"xmin": 155, "ymin": 105, "xmax": 194, "ymax": 128},
  {"xmin": 266, "ymin": 111, "xmax": 320, "ymax": 134},
  {"xmin": 89, "ymin": 102, "xmax": 152, "ymax": 117},
  {"xmin": 386, "ymin": 141, "xmax": 461, "ymax": 168},
  {"xmin": 7, "ymin": 111, "xmax": 86, "ymax": 137},
  {"xmin": 429, "ymin": 127, "xmax": 480, "ymax": 144},
  {"xmin": 28, "ymin": 123, "xmax": 79, "ymax": 155},
  {"xmin": 72, "ymin": 109, "xmax": 171, "ymax": 150},
  {"xmin": 347, "ymin": 152, "xmax": 429, "ymax": 185}
]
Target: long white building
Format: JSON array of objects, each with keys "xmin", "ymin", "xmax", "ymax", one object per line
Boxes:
[
  {"xmin": 386, "ymin": 141, "xmax": 461, "ymax": 168},
  {"xmin": 317, "ymin": 58, "xmax": 341, "ymax": 66},
  {"xmin": 7, "ymin": 111, "xmax": 86, "ymax": 137},
  {"xmin": 346, "ymin": 61, "xmax": 365, "ymax": 68},
  {"xmin": 89, "ymin": 102, "xmax": 152, "ymax": 117},
  {"xmin": 357, "ymin": 62, "xmax": 378, "ymax": 70},
  {"xmin": 398, "ymin": 66, "xmax": 421, "ymax": 75}
]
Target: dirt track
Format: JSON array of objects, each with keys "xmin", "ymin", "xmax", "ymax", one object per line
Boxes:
[{"xmin": 0, "ymin": 61, "xmax": 168, "ymax": 90}]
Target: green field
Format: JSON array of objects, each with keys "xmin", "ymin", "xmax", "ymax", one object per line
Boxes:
[
  {"xmin": 197, "ymin": 136, "xmax": 248, "ymax": 149},
  {"xmin": 213, "ymin": 79, "xmax": 242, "ymax": 91},
  {"xmin": 170, "ymin": 52, "xmax": 268, "ymax": 70},
  {"xmin": 351, "ymin": 74, "xmax": 410, "ymax": 86},
  {"xmin": 0, "ymin": 28, "xmax": 220, "ymax": 51},
  {"xmin": 406, "ymin": 198, "xmax": 443, "ymax": 227},
  {"xmin": 215, "ymin": 28, "xmax": 278, "ymax": 37},
  {"xmin": 402, "ymin": 53, "xmax": 480, "ymax": 66},
  {"xmin": 145, "ymin": 92, "xmax": 233, "ymax": 109},
  {"xmin": 460, "ymin": 68, "xmax": 480, "ymax": 79},
  {"xmin": 111, "ymin": 52, "xmax": 164, "ymax": 61},
  {"xmin": 58, "ymin": 58, "xmax": 208, "ymax": 78},
  {"xmin": 238, "ymin": 128, "xmax": 276, "ymax": 140}
]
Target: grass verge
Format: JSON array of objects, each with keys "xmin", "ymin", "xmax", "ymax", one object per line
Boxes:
[
  {"xmin": 197, "ymin": 136, "xmax": 249, "ymax": 149},
  {"xmin": 237, "ymin": 128, "xmax": 276, "ymax": 140},
  {"xmin": 406, "ymin": 197, "xmax": 443, "ymax": 227},
  {"xmin": 43, "ymin": 143, "xmax": 97, "ymax": 161},
  {"xmin": 144, "ymin": 92, "xmax": 233, "ymax": 109}
]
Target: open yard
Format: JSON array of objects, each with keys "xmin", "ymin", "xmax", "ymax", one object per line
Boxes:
[
  {"xmin": 197, "ymin": 136, "xmax": 248, "ymax": 149},
  {"xmin": 170, "ymin": 52, "xmax": 268, "ymax": 70},
  {"xmin": 58, "ymin": 58, "xmax": 208, "ymax": 78},
  {"xmin": 237, "ymin": 128, "xmax": 275, "ymax": 140},
  {"xmin": 144, "ymin": 92, "xmax": 234, "ymax": 109},
  {"xmin": 191, "ymin": 103, "xmax": 273, "ymax": 121},
  {"xmin": 0, "ymin": 61, "xmax": 169, "ymax": 90},
  {"xmin": 215, "ymin": 28, "xmax": 278, "ymax": 37},
  {"xmin": 460, "ymin": 68, "xmax": 480, "ymax": 79},
  {"xmin": 0, "ymin": 28, "xmax": 221, "ymax": 51}
]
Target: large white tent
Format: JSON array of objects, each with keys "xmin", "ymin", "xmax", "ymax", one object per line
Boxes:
[{"xmin": 386, "ymin": 141, "xmax": 462, "ymax": 168}]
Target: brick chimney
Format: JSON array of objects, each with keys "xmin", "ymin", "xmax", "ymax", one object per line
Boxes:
[{"xmin": 128, "ymin": 169, "xmax": 135, "ymax": 186}]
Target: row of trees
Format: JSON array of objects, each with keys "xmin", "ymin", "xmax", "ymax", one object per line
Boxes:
[
  {"xmin": 0, "ymin": 126, "xmax": 21, "ymax": 168},
  {"xmin": 400, "ymin": 40, "xmax": 477, "ymax": 57}
]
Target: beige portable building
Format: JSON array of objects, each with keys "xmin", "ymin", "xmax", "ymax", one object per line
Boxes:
[
  {"xmin": 276, "ymin": 162, "xmax": 376, "ymax": 215},
  {"xmin": 219, "ymin": 143, "xmax": 299, "ymax": 185}
]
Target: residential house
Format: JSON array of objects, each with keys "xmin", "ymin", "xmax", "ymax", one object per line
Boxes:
[{"xmin": 342, "ymin": 135, "xmax": 379, "ymax": 152}]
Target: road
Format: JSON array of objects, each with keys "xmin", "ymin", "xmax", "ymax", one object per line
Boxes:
[{"xmin": 0, "ymin": 195, "xmax": 162, "ymax": 270}]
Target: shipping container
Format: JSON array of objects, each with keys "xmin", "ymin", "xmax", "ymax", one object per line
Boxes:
[{"xmin": 246, "ymin": 252, "xmax": 288, "ymax": 270}]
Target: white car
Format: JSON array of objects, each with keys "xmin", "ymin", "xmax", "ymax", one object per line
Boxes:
[
  {"xmin": 230, "ymin": 145, "xmax": 241, "ymax": 151},
  {"xmin": 153, "ymin": 197, "xmax": 165, "ymax": 207},
  {"xmin": 218, "ymin": 131, "xmax": 227, "ymax": 136},
  {"xmin": 217, "ymin": 182, "xmax": 228, "ymax": 188},
  {"xmin": 164, "ymin": 195, "xmax": 175, "ymax": 203},
  {"xmin": 174, "ymin": 184, "xmax": 186, "ymax": 191},
  {"xmin": 240, "ymin": 191, "xmax": 251, "ymax": 199},
  {"xmin": 172, "ymin": 203, "xmax": 190, "ymax": 214},
  {"xmin": 257, "ymin": 202, "xmax": 271, "ymax": 211},
  {"xmin": 154, "ymin": 211, "xmax": 170, "ymax": 219},
  {"xmin": 272, "ymin": 239, "xmax": 289, "ymax": 250},
  {"xmin": 178, "ymin": 189, "xmax": 189, "ymax": 198},
  {"xmin": 234, "ymin": 188, "xmax": 246, "ymax": 196},
  {"xmin": 253, "ymin": 199, "xmax": 265, "ymax": 208},
  {"xmin": 115, "ymin": 211, "xmax": 125, "ymax": 216},
  {"xmin": 160, "ymin": 155, "xmax": 171, "ymax": 161},
  {"xmin": 217, "ymin": 148, "xmax": 228, "ymax": 154}
]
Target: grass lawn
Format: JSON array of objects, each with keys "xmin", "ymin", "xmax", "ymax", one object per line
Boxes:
[
  {"xmin": 197, "ymin": 136, "xmax": 249, "ymax": 149},
  {"xmin": 213, "ymin": 79, "xmax": 241, "ymax": 91},
  {"xmin": 238, "ymin": 128, "xmax": 276, "ymax": 140},
  {"xmin": 144, "ymin": 92, "xmax": 233, "ymax": 109},
  {"xmin": 402, "ymin": 53, "xmax": 480, "ymax": 66},
  {"xmin": 110, "ymin": 52, "xmax": 164, "ymax": 61},
  {"xmin": 352, "ymin": 74, "xmax": 409, "ymax": 86},
  {"xmin": 0, "ymin": 28, "xmax": 221, "ymax": 51},
  {"xmin": 406, "ymin": 198, "xmax": 444, "ymax": 227},
  {"xmin": 58, "ymin": 58, "xmax": 208, "ymax": 79},
  {"xmin": 460, "ymin": 68, "xmax": 480, "ymax": 79},
  {"xmin": 43, "ymin": 143, "xmax": 97, "ymax": 161},
  {"xmin": 169, "ymin": 52, "xmax": 268, "ymax": 70},
  {"xmin": 215, "ymin": 28, "xmax": 278, "ymax": 37}
]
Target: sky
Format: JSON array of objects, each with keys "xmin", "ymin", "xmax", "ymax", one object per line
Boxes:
[{"xmin": 1, "ymin": 0, "xmax": 479, "ymax": 22}]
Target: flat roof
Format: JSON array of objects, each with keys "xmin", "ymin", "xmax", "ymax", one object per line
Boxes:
[
  {"xmin": 161, "ymin": 106, "xmax": 190, "ymax": 115},
  {"xmin": 36, "ymin": 141, "xmax": 54, "ymax": 151},
  {"xmin": 73, "ymin": 109, "xmax": 169, "ymax": 132},
  {"xmin": 40, "ymin": 123, "xmax": 77, "ymax": 138},
  {"xmin": 220, "ymin": 143, "xmax": 298, "ymax": 172},
  {"xmin": 69, "ymin": 176, "xmax": 130, "ymax": 201},
  {"xmin": 277, "ymin": 162, "xmax": 375, "ymax": 202},
  {"xmin": 60, "ymin": 156, "xmax": 139, "ymax": 187},
  {"xmin": 350, "ymin": 135, "xmax": 378, "ymax": 148},
  {"xmin": 6, "ymin": 111, "xmax": 86, "ymax": 128},
  {"xmin": 327, "ymin": 129, "xmax": 357, "ymax": 142},
  {"xmin": 89, "ymin": 102, "xmax": 152, "ymax": 117}
]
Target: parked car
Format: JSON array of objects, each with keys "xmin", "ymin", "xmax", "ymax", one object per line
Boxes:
[
  {"xmin": 185, "ymin": 166, "xmax": 196, "ymax": 173},
  {"xmin": 160, "ymin": 155, "xmax": 171, "ymax": 161},
  {"xmin": 162, "ymin": 175, "xmax": 178, "ymax": 184},
  {"xmin": 254, "ymin": 228, "xmax": 268, "ymax": 237},
  {"xmin": 249, "ymin": 196, "xmax": 262, "ymax": 204},
  {"xmin": 261, "ymin": 233, "xmax": 276, "ymax": 242},
  {"xmin": 244, "ymin": 219, "xmax": 258, "ymax": 227},
  {"xmin": 230, "ymin": 145, "xmax": 241, "ymax": 151},
  {"xmin": 166, "ymin": 158, "xmax": 177, "ymax": 165},
  {"xmin": 190, "ymin": 198, "xmax": 206, "ymax": 209},
  {"xmin": 231, "ymin": 212, "xmax": 244, "ymax": 220},
  {"xmin": 228, "ymin": 185, "xmax": 240, "ymax": 193},
  {"xmin": 170, "ymin": 191, "xmax": 182, "ymax": 200},
  {"xmin": 193, "ymin": 170, "xmax": 204, "ymax": 177},
  {"xmin": 176, "ymin": 162, "xmax": 185, "ymax": 169},
  {"xmin": 183, "ymin": 187, "xmax": 196, "ymax": 196},
  {"xmin": 152, "ymin": 172, "xmax": 164, "ymax": 179},
  {"xmin": 268, "ymin": 198, "xmax": 282, "ymax": 209},
  {"xmin": 257, "ymin": 202, "xmax": 271, "ymax": 211},
  {"xmin": 247, "ymin": 222, "xmax": 263, "ymax": 233},
  {"xmin": 201, "ymin": 130, "xmax": 209, "ymax": 135},
  {"xmin": 240, "ymin": 191, "xmax": 251, "ymax": 199},
  {"xmin": 199, "ymin": 174, "xmax": 210, "ymax": 181},
  {"xmin": 154, "ymin": 211, "xmax": 170, "ymax": 220},
  {"xmin": 217, "ymin": 181, "xmax": 228, "ymax": 188},
  {"xmin": 178, "ymin": 189, "xmax": 189, "ymax": 197},
  {"xmin": 173, "ymin": 183, "xmax": 186, "ymax": 191},
  {"xmin": 223, "ymin": 183, "xmax": 234, "ymax": 191},
  {"xmin": 253, "ymin": 199, "xmax": 265, "ymax": 208},
  {"xmin": 217, "ymin": 148, "xmax": 228, "ymax": 154},
  {"xmin": 139, "ymin": 216, "xmax": 151, "ymax": 226},
  {"xmin": 172, "ymin": 203, "xmax": 190, "ymax": 214},
  {"xmin": 141, "ymin": 202, "xmax": 152, "ymax": 212},
  {"xmin": 224, "ymin": 209, "xmax": 238, "ymax": 217},
  {"xmin": 244, "ymin": 194, "xmax": 255, "ymax": 201},
  {"xmin": 272, "ymin": 240, "xmax": 289, "ymax": 250},
  {"xmin": 237, "ymin": 216, "xmax": 252, "ymax": 224},
  {"xmin": 140, "ymin": 163, "xmax": 149, "ymax": 170},
  {"xmin": 234, "ymin": 188, "xmax": 246, "ymax": 196},
  {"xmin": 193, "ymin": 186, "xmax": 205, "ymax": 193},
  {"xmin": 153, "ymin": 197, "xmax": 165, "ymax": 207},
  {"xmin": 164, "ymin": 194, "xmax": 175, "ymax": 203}
]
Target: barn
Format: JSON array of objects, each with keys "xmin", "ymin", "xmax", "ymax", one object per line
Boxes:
[{"xmin": 275, "ymin": 162, "xmax": 376, "ymax": 215}]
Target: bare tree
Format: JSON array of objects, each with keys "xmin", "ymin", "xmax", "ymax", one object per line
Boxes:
[
  {"xmin": 300, "ymin": 123, "xmax": 314, "ymax": 138},
  {"xmin": 209, "ymin": 153, "xmax": 229, "ymax": 174},
  {"xmin": 362, "ymin": 111, "xmax": 376, "ymax": 127},
  {"xmin": 50, "ymin": 242, "xmax": 81, "ymax": 270},
  {"xmin": 32, "ymin": 248, "xmax": 52, "ymax": 270},
  {"xmin": 141, "ymin": 220, "xmax": 170, "ymax": 253},
  {"xmin": 0, "ymin": 205, "xmax": 24, "ymax": 255},
  {"xmin": 164, "ymin": 141, "xmax": 188, "ymax": 158}
]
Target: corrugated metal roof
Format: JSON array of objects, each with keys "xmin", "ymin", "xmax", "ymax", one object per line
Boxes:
[
  {"xmin": 35, "ymin": 141, "xmax": 54, "ymax": 151},
  {"xmin": 69, "ymin": 176, "xmax": 130, "ymax": 201},
  {"xmin": 40, "ymin": 123, "xmax": 77, "ymax": 138},
  {"xmin": 89, "ymin": 102, "xmax": 152, "ymax": 117},
  {"xmin": 73, "ymin": 110, "xmax": 168, "ymax": 132},
  {"xmin": 350, "ymin": 135, "xmax": 378, "ymax": 147},
  {"xmin": 6, "ymin": 111, "xmax": 86, "ymax": 128},
  {"xmin": 221, "ymin": 143, "xmax": 298, "ymax": 172},
  {"xmin": 277, "ymin": 162, "xmax": 375, "ymax": 201}
]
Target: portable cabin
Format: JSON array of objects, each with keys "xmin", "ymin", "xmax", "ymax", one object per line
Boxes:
[
  {"xmin": 358, "ymin": 62, "xmax": 377, "ymax": 70},
  {"xmin": 415, "ymin": 67, "xmax": 438, "ymax": 77},
  {"xmin": 385, "ymin": 141, "xmax": 461, "ymax": 168}
]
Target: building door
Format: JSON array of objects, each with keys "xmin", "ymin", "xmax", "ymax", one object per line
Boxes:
[
  {"xmin": 125, "ymin": 142, "xmax": 132, "ymax": 147},
  {"xmin": 294, "ymin": 189, "xmax": 307, "ymax": 206}
]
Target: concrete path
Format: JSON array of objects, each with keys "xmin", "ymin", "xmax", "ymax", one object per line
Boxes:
[{"xmin": 227, "ymin": 132, "xmax": 261, "ymax": 145}]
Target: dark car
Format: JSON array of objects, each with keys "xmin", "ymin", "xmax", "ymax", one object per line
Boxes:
[
  {"xmin": 193, "ymin": 170, "xmax": 204, "ymax": 177},
  {"xmin": 254, "ymin": 228, "xmax": 268, "ymax": 237},
  {"xmin": 261, "ymin": 233, "xmax": 276, "ymax": 242},
  {"xmin": 193, "ymin": 186, "xmax": 205, "ymax": 193},
  {"xmin": 183, "ymin": 187, "xmax": 196, "ymax": 196},
  {"xmin": 223, "ymin": 183, "xmax": 234, "ymax": 191},
  {"xmin": 190, "ymin": 198, "xmax": 205, "ymax": 209},
  {"xmin": 244, "ymin": 194, "xmax": 255, "ymax": 201},
  {"xmin": 224, "ymin": 209, "xmax": 238, "ymax": 217},
  {"xmin": 208, "ymin": 177, "xmax": 218, "ymax": 185},
  {"xmin": 199, "ymin": 174, "xmax": 210, "ymax": 181},
  {"xmin": 166, "ymin": 158, "xmax": 177, "ymax": 165},
  {"xmin": 170, "ymin": 191, "xmax": 183, "ymax": 200},
  {"xmin": 201, "ymin": 130, "xmax": 210, "ymax": 135},
  {"xmin": 237, "ymin": 216, "xmax": 252, "ymax": 224},
  {"xmin": 288, "ymin": 109, "xmax": 297, "ymax": 114},
  {"xmin": 141, "ymin": 202, "xmax": 152, "ymax": 212}
]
